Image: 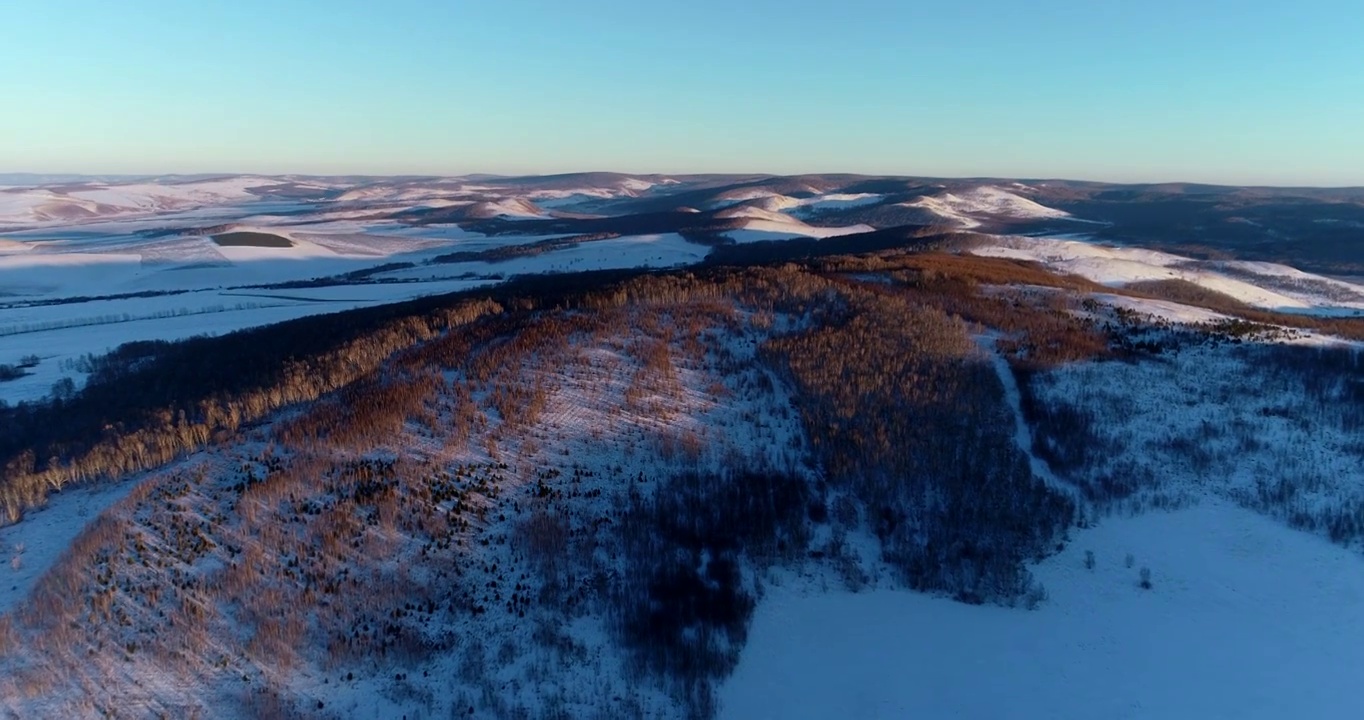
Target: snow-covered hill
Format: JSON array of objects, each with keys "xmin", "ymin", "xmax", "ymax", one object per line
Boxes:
[
  {"xmin": 715, "ymin": 203, "xmax": 875, "ymax": 241},
  {"xmin": 0, "ymin": 177, "xmax": 276, "ymax": 226},
  {"xmin": 898, "ymin": 185, "xmax": 1076, "ymax": 229},
  {"xmin": 972, "ymin": 235, "xmax": 1364, "ymax": 314},
  {"xmin": 0, "ymin": 284, "xmax": 816, "ymax": 718},
  {"xmin": 708, "ymin": 190, "xmax": 883, "ymax": 215}
]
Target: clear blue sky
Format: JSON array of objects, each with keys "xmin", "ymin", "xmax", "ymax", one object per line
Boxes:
[{"xmin": 2, "ymin": 0, "xmax": 1361, "ymax": 184}]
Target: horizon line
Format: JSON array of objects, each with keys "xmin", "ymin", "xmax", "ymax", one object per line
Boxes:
[{"xmin": 3, "ymin": 169, "xmax": 1363, "ymax": 191}]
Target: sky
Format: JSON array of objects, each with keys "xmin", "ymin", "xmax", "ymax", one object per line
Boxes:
[{"xmin": 1, "ymin": 0, "xmax": 1361, "ymax": 185}]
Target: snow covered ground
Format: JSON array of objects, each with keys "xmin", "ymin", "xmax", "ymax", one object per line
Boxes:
[
  {"xmin": 0, "ymin": 192, "xmax": 715, "ymax": 403},
  {"xmin": 785, "ymin": 193, "xmax": 884, "ymax": 216},
  {"xmin": 715, "ymin": 205, "xmax": 875, "ymax": 242},
  {"xmin": 973, "ymin": 235, "xmax": 1364, "ymax": 314},
  {"xmin": 0, "ymin": 177, "xmax": 277, "ymax": 227},
  {"xmin": 723, "ymin": 223, "xmax": 876, "ymax": 243},
  {"xmin": 722, "ymin": 500, "xmax": 1364, "ymax": 720},
  {"xmin": 1027, "ymin": 338, "xmax": 1364, "ymax": 520},
  {"xmin": 0, "ymin": 477, "xmax": 148, "ymax": 616},
  {"xmin": 900, "ymin": 186, "xmax": 1077, "ymax": 229},
  {"xmin": 0, "ymin": 230, "xmax": 710, "ymax": 404},
  {"xmin": 1088, "ymin": 293, "xmax": 1234, "ymax": 325},
  {"xmin": 0, "ymin": 291, "xmax": 485, "ymax": 403},
  {"xmin": 982, "ymin": 337, "xmax": 1087, "ymax": 505},
  {"xmin": 709, "ymin": 191, "xmax": 884, "ymax": 216},
  {"xmin": 1, "ymin": 212, "xmax": 576, "ymax": 403},
  {"xmin": 0, "ymin": 173, "xmax": 743, "ymax": 405},
  {"xmin": 374, "ymin": 233, "xmax": 710, "ymax": 283}
]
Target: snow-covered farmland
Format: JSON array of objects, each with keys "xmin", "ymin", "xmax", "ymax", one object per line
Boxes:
[
  {"xmin": 0, "ymin": 191, "xmax": 716, "ymax": 403},
  {"xmin": 0, "ymin": 290, "xmax": 480, "ymax": 403},
  {"xmin": 0, "ymin": 177, "xmax": 282, "ymax": 227},
  {"xmin": 0, "ymin": 229, "xmax": 707, "ymax": 403},
  {"xmin": 374, "ymin": 233, "xmax": 710, "ymax": 282}
]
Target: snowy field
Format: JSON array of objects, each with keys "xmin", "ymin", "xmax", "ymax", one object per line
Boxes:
[
  {"xmin": 0, "ymin": 289, "xmax": 487, "ymax": 403},
  {"xmin": 373, "ymin": 232, "xmax": 710, "ymax": 282},
  {"xmin": 0, "ymin": 181, "xmax": 719, "ymax": 403},
  {"xmin": 722, "ymin": 500, "xmax": 1364, "ymax": 720}
]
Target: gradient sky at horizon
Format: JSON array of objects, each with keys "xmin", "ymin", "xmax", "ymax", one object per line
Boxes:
[{"xmin": 2, "ymin": 0, "xmax": 1361, "ymax": 185}]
